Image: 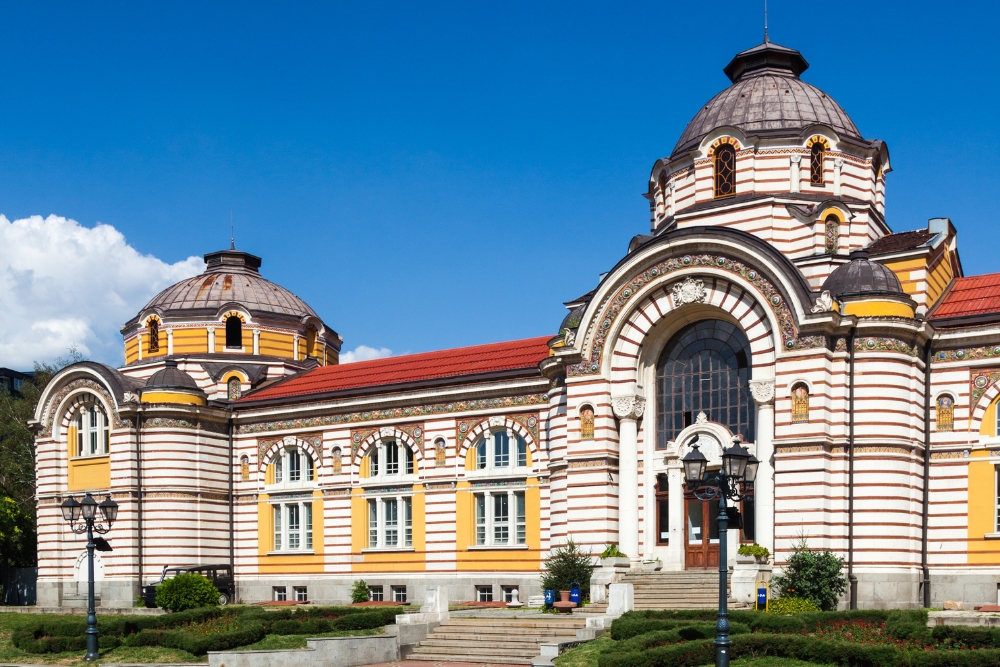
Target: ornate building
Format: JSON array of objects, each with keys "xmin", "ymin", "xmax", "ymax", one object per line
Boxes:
[{"xmin": 33, "ymin": 41, "xmax": 1000, "ymax": 609}]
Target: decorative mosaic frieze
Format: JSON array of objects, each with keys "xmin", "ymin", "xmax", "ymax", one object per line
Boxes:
[
  {"xmin": 930, "ymin": 450, "xmax": 970, "ymax": 460},
  {"xmin": 971, "ymin": 369, "xmax": 1000, "ymax": 405},
  {"xmin": 237, "ymin": 393, "xmax": 548, "ymax": 435},
  {"xmin": 363, "ymin": 485, "xmax": 412, "ymax": 495},
  {"xmin": 42, "ymin": 378, "xmax": 125, "ymax": 436},
  {"xmin": 568, "ymin": 254, "xmax": 799, "ymax": 377},
  {"xmin": 854, "ymin": 445, "xmax": 913, "ymax": 455},
  {"xmin": 425, "ymin": 481, "xmax": 456, "ymax": 491},
  {"xmin": 933, "ymin": 346, "xmax": 1000, "ymax": 364},
  {"xmin": 324, "ymin": 488, "xmax": 351, "ymax": 497},
  {"xmin": 470, "ymin": 479, "xmax": 526, "ymax": 488},
  {"xmin": 268, "ymin": 491, "xmax": 314, "ymax": 501},
  {"xmin": 854, "ymin": 337, "xmax": 918, "ymax": 356},
  {"xmin": 567, "ymin": 458, "xmax": 614, "ymax": 469},
  {"xmin": 455, "ymin": 413, "xmax": 539, "ymax": 450},
  {"xmin": 786, "ymin": 336, "xmax": 827, "ymax": 351},
  {"xmin": 144, "ymin": 417, "xmax": 229, "ymax": 434}
]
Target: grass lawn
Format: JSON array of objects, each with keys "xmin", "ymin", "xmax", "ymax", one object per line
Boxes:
[
  {"xmin": 554, "ymin": 635, "xmax": 826, "ymax": 667},
  {"xmin": 0, "ymin": 611, "xmax": 387, "ymax": 664}
]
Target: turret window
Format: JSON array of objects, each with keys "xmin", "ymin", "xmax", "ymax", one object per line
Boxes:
[
  {"xmin": 824, "ymin": 215, "xmax": 840, "ymax": 254},
  {"xmin": 147, "ymin": 319, "xmax": 160, "ymax": 353},
  {"xmin": 713, "ymin": 144, "xmax": 736, "ymax": 198},
  {"xmin": 810, "ymin": 143, "xmax": 825, "ymax": 186},
  {"xmin": 225, "ymin": 316, "xmax": 243, "ymax": 349}
]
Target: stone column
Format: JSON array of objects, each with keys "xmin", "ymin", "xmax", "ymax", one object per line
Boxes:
[
  {"xmin": 167, "ymin": 330, "xmax": 174, "ymax": 356},
  {"xmin": 789, "ymin": 154, "xmax": 801, "ymax": 192},
  {"xmin": 834, "ymin": 157, "xmax": 845, "ymax": 197},
  {"xmin": 137, "ymin": 333, "xmax": 143, "ymax": 361},
  {"xmin": 613, "ymin": 395, "xmax": 645, "ymax": 561},
  {"xmin": 667, "ymin": 464, "xmax": 685, "ymax": 570},
  {"xmin": 253, "ymin": 329, "xmax": 261, "ymax": 356},
  {"xmin": 207, "ymin": 328, "xmax": 216, "ymax": 354},
  {"xmin": 749, "ymin": 379, "xmax": 776, "ymax": 555}
]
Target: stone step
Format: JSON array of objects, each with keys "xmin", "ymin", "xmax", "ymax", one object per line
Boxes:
[
  {"xmin": 421, "ymin": 632, "xmax": 576, "ymax": 643},
  {"xmin": 442, "ymin": 618, "xmax": 585, "ymax": 628},
  {"xmin": 406, "ymin": 652, "xmax": 532, "ymax": 665},
  {"xmin": 411, "ymin": 642, "xmax": 542, "ymax": 656}
]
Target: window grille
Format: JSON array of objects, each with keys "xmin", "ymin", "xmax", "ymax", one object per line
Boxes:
[
  {"xmin": 810, "ymin": 143, "xmax": 825, "ymax": 185},
  {"xmin": 148, "ymin": 319, "xmax": 159, "ymax": 353},
  {"xmin": 656, "ymin": 320, "xmax": 755, "ymax": 447},
  {"xmin": 824, "ymin": 215, "xmax": 839, "ymax": 254},
  {"xmin": 714, "ymin": 145, "xmax": 736, "ymax": 197}
]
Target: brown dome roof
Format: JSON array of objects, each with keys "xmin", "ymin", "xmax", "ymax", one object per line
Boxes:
[
  {"xmin": 821, "ymin": 249, "xmax": 904, "ymax": 299},
  {"xmin": 136, "ymin": 249, "xmax": 319, "ymax": 323},
  {"xmin": 671, "ymin": 42, "xmax": 862, "ymax": 157}
]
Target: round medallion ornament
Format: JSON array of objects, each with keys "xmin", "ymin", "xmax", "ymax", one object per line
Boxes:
[
  {"xmin": 716, "ymin": 257, "xmax": 726, "ymax": 266},
  {"xmin": 956, "ymin": 350, "xmax": 965, "ymax": 359},
  {"xmin": 352, "ymin": 433, "xmax": 362, "ymax": 444},
  {"xmin": 866, "ymin": 339, "xmax": 877, "ymax": 349},
  {"xmin": 413, "ymin": 427, "xmax": 422, "ymax": 437},
  {"xmin": 771, "ymin": 295, "xmax": 781, "ymax": 305},
  {"xmin": 994, "ymin": 347, "xmax": 1000, "ymax": 355},
  {"xmin": 786, "ymin": 340, "xmax": 795, "ymax": 349},
  {"xmin": 650, "ymin": 268, "xmax": 659, "ymax": 277},
  {"xmin": 975, "ymin": 375, "xmax": 989, "ymax": 389},
  {"xmin": 527, "ymin": 416, "xmax": 537, "ymax": 428},
  {"xmin": 682, "ymin": 256, "xmax": 691, "ymax": 265},
  {"xmin": 459, "ymin": 422, "xmax": 468, "ymax": 433},
  {"xmin": 748, "ymin": 270, "xmax": 757, "ymax": 280},
  {"xmin": 622, "ymin": 288, "xmax": 631, "ymax": 297},
  {"xmin": 590, "ymin": 363, "xmax": 599, "ymax": 372}
]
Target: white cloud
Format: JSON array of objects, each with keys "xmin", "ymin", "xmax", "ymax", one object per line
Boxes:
[
  {"xmin": 0, "ymin": 214, "xmax": 203, "ymax": 369},
  {"xmin": 340, "ymin": 345, "xmax": 393, "ymax": 363}
]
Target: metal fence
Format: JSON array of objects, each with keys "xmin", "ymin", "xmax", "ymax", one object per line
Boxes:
[{"xmin": 0, "ymin": 566, "xmax": 37, "ymax": 605}]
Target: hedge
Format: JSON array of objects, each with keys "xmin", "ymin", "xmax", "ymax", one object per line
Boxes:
[
  {"xmin": 12, "ymin": 605, "xmax": 408, "ymax": 655},
  {"xmin": 930, "ymin": 625, "xmax": 1000, "ymax": 649}
]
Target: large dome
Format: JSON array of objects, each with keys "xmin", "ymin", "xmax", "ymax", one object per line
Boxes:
[
  {"xmin": 671, "ymin": 41, "xmax": 862, "ymax": 157},
  {"xmin": 138, "ymin": 249, "xmax": 319, "ymax": 323}
]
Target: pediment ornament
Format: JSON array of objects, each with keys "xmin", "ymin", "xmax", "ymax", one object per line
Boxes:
[{"xmin": 671, "ymin": 277, "xmax": 707, "ymax": 307}]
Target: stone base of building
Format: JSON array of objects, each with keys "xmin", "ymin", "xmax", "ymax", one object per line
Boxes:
[
  {"xmin": 930, "ymin": 569, "xmax": 1000, "ymax": 609},
  {"xmin": 36, "ymin": 579, "xmax": 140, "ymax": 609}
]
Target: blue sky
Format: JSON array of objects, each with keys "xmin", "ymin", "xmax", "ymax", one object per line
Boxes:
[{"xmin": 1, "ymin": 1, "xmax": 997, "ymax": 367}]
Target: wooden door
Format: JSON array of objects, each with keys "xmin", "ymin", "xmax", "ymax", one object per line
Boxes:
[{"xmin": 684, "ymin": 498, "xmax": 720, "ymax": 569}]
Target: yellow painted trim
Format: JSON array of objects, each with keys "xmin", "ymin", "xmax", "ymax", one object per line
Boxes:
[
  {"xmin": 465, "ymin": 446, "xmax": 477, "ymax": 471},
  {"xmin": 980, "ymin": 399, "xmax": 998, "ymax": 437},
  {"xmin": 68, "ymin": 456, "xmax": 110, "ymax": 491},
  {"xmin": 221, "ymin": 371, "xmax": 247, "ymax": 384},
  {"xmin": 351, "ymin": 488, "xmax": 367, "ymax": 554},
  {"xmin": 841, "ymin": 300, "xmax": 915, "ymax": 318},
  {"xmin": 359, "ymin": 456, "xmax": 370, "ymax": 479},
  {"xmin": 141, "ymin": 391, "xmax": 207, "ymax": 405},
  {"xmin": 818, "ymin": 207, "xmax": 843, "ymax": 222},
  {"xmin": 265, "ymin": 464, "xmax": 275, "ymax": 485},
  {"xmin": 67, "ymin": 426, "xmax": 78, "ymax": 460},
  {"xmin": 967, "ymin": 454, "xmax": 999, "ymax": 563}
]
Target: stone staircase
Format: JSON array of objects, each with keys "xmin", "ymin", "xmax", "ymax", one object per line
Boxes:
[
  {"xmin": 406, "ymin": 616, "xmax": 587, "ymax": 665},
  {"xmin": 622, "ymin": 570, "xmax": 730, "ymax": 610}
]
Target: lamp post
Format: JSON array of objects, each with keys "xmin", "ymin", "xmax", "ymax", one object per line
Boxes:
[
  {"xmin": 681, "ymin": 435, "xmax": 757, "ymax": 667},
  {"xmin": 60, "ymin": 493, "xmax": 119, "ymax": 661}
]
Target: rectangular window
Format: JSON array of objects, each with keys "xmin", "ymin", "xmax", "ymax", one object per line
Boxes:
[
  {"xmin": 995, "ymin": 466, "xmax": 1000, "ymax": 533},
  {"xmin": 473, "ymin": 490, "xmax": 526, "ymax": 547},
  {"xmin": 517, "ymin": 437, "xmax": 527, "ymax": 467},
  {"xmin": 274, "ymin": 505, "xmax": 282, "ymax": 550},
  {"xmin": 275, "ymin": 456, "xmax": 283, "ymax": 483},
  {"xmin": 385, "ymin": 498, "xmax": 399, "ymax": 547},
  {"xmin": 385, "ymin": 442, "xmax": 399, "ymax": 475},
  {"xmin": 476, "ymin": 585, "xmax": 493, "ymax": 602},
  {"xmin": 294, "ymin": 586, "xmax": 308, "ymax": 602},
  {"xmin": 392, "ymin": 586, "xmax": 407, "ymax": 603},
  {"xmin": 305, "ymin": 502, "xmax": 313, "ymax": 550},
  {"xmin": 503, "ymin": 586, "xmax": 518, "ymax": 603},
  {"xmin": 273, "ymin": 586, "xmax": 287, "ymax": 601},
  {"xmin": 476, "ymin": 441, "xmax": 486, "ymax": 469},
  {"xmin": 370, "ymin": 449, "xmax": 379, "ymax": 477},
  {"xmin": 493, "ymin": 493, "xmax": 509, "ymax": 544},
  {"xmin": 494, "ymin": 432, "xmax": 509, "ymax": 467},
  {"xmin": 369, "ymin": 585, "xmax": 383, "ymax": 602},
  {"xmin": 405, "ymin": 447, "xmax": 414, "ymax": 475},
  {"xmin": 89, "ymin": 407, "xmax": 98, "ymax": 455},
  {"xmin": 288, "ymin": 503, "xmax": 301, "ymax": 550},
  {"xmin": 288, "ymin": 451, "xmax": 301, "ymax": 482},
  {"xmin": 76, "ymin": 413, "xmax": 84, "ymax": 457},
  {"xmin": 368, "ymin": 499, "xmax": 378, "ymax": 548},
  {"xmin": 306, "ymin": 454, "xmax": 314, "ymax": 481},
  {"xmin": 475, "ymin": 493, "xmax": 486, "ymax": 545},
  {"xmin": 403, "ymin": 497, "xmax": 413, "ymax": 547}
]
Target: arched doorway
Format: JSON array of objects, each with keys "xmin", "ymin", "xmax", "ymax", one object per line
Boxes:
[{"xmin": 655, "ymin": 320, "xmax": 755, "ymax": 569}]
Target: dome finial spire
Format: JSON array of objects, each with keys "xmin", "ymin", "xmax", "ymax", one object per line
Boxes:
[
  {"xmin": 763, "ymin": 0, "xmax": 769, "ymax": 43},
  {"xmin": 230, "ymin": 208, "xmax": 235, "ymax": 250}
]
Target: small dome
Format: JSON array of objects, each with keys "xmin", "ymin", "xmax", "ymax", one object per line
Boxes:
[
  {"xmin": 821, "ymin": 249, "xmax": 904, "ymax": 299},
  {"xmin": 145, "ymin": 360, "xmax": 202, "ymax": 391},
  {"xmin": 140, "ymin": 249, "xmax": 319, "ymax": 322},
  {"xmin": 671, "ymin": 41, "xmax": 862, "ymax": 157}
]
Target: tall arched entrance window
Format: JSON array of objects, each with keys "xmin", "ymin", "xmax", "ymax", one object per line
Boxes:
[
  {"xmin": 656, "ymin": 319, "xmax": 756, "ymax": 569},
  {"xmin": 655, "ymin": 319, "xmax": 755, "ymax": 449}
]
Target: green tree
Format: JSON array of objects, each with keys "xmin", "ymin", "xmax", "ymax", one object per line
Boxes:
[
  {"xmin": 771, "ymin": 537, "xmax": 848, "ymax": 611},
  {"xmin": 540, "ymin": 537, "xmax": 594, "ymax": 599},
  {"xmin": 154, "ymin": 572, "xmax": 220, "ymax": 611},
  {"xmin": 0, "ymin": 348, "xmax": 84, "ymax": 566}
]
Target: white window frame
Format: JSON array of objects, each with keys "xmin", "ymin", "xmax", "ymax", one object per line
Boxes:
[
  {"xmin": 366, "ymin": 495, "xmax": 413, "ymax": 550},
  {"xmin": 365, "ymin": 440, "xmax": 415, "ymax": 482},
  {"xmin": 269, "ymin": 447, "xmax": 315, "ymax": 490},
  {"xmin": 473, "ymin": 489, "xmax": 526, "ymax": 547},
  {"xmin": 271, "ymin": 500, "xmax": 314, "ymax": 552},
  {"xmin": 471, "ymin": 430, "xmax": 528, "ymax": 475},
  {"xmin": 995, "ymin": 465, "xmax": 1000, "ymax": 533},
  {"xmin": 74, "ymin": 404, "xmax": 110, "ymax": 458},
  {"xmin": 995, "ymin": 405, "xmax": 1000, "ymax": 438}
]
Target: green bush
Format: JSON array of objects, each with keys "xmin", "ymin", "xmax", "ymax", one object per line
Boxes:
[
  {"xmin": 885, "ymin": 609, "xmax": 930, "ymax": 642},
  {"xmin": 737, "ymin": 543, "xmax": 770, "ymax": 560},
  {"xmin": 351, "ymin": 579, "xmax": 370, "ymax": 603},
  {"xmin": 600, "ymin": 544, "xmax": 628, "ymax": 558},
  {"xmin": 155, "ymin": 572, "xmax": 220, "ymax": 612},
  {"xmin": 127, "ymin": 624, "xmax": 266, "ymax": 656},
  {"xmin": 767, "ymin": 596, "xmax": 820, "ymax": 615},
  {"xmin": 771, "ymin": 537, "xmax": 848, "ymax": 611},
  {"xmin": 930, "ymin": 624, "xmax": 1000, "ymax": 648},
  {"xmin": 541, "ymin": 537, "xmax": 594, "ymax": 598}
]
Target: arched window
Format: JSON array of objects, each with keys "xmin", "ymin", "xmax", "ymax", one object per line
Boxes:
[
  {"xmin": 936, "ymin": 395, "xmax": 954, "ymax": 432},
  {"xmin": 791, "ymin": 383, "xmax": 810, "ymax": 423},
  {"xmin": 74, "ymin": 404, "xmax": 110, "ymax": 457},
  {"xmin": 810, "ymin": 143, "xmax": 825, "ymax": 185},
  {"xmin": 228, "ymin": 377, "xmax": 242, "ymax": 400},
  {"xmin": 824, "ymin": 215, "xmax": 840, "ymax": 254},
  {"xmin": 366, "ymin": 440, "xmax": 415, "ymax": 479},
  {"xmin": 656, "ymin": 320, "xmax": 755, "ymax": 447},
  {"xmin": 225, "ymin": 316, "xmax": 243, "ymax": 348},
  {"xmin": 657, "ymin": 170, "xmax": 667, "ymax": 210},
  {"xmin": 473, "ymin": 430, "xmax": 527, "ymax": 471},
  {"xmin": 147, "ymin": 319, "xmax": 160, "ymax": 353},
  {"xmin": 580, "ymin": 405, "xmax": 595, "ymax": 441},
  {"xmin": 271, "ymin": 446, "xmax": 314, "ymax": 486},
  {"xmin": 714, "ymin": 145, "xmax": 736, "ymax": 198},
  {"xmin": 872, "ymin": 153, "xmax": 882, "ymax": 180}
]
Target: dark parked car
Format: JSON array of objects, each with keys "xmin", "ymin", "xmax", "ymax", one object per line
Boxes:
[{"xmin": 142, "ymin": 564, "xmax": 235, "ymax": 608}]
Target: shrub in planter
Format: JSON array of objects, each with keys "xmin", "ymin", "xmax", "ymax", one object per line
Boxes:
[
  {"xmin": 540, "ymin": 537, "xmax": 594, "ymax": 599},
  {"xmin": 600, "ymin": 544, "xmax": 628, "ymax": 558},
  {"xmin": 766, "ymin": 596, "xmax": 820, "ymax": 615},
  {"xmin": 155, "ymin": 572, "xmax": 220, "ymax": 612},
  {"xmin": 351, "ymin": 579, "xmax": 370, "ymax": 603},
  {"xmin": 736, "ymin": 543, "xmax": 770, "ymax": 561},
  {"xmin": 770, "ymin": 537, "xmax": 847, "ymax": 611}
]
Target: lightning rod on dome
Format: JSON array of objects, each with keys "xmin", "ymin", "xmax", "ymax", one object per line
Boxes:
[
  {"xmin": 764, "ymin": 0, "xmax": 769, "ymax": 43},
  {"xmin": 230, "ymin": 208, "xmax": 235, "ymax": 250}
]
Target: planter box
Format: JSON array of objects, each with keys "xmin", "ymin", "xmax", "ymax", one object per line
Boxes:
[
  {"xmin": 599, "ymin": 557, "xmax": 631, "ymax": 568},
  {"xmin": 637, "ymin": 561, "xmax": 662, "ymax": 572}
]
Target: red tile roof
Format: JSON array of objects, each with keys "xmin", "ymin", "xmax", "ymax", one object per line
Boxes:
[
  {"xmin": 242, "ymin": 336, "xmax": 552, "ymax": 402},
  {"xmin": 929, "ymin": 273, "xmax": 1000, "ymax": 321},
  {"xmin": 866, "ymin": 229, "xmax": 935, "ymax": 256}
]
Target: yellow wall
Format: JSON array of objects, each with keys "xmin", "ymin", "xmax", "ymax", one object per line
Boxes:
[
  {"xmin": 979, "ymin": 400, "xmax": 997, "ymax": 437},
  {"xmin": 125, "ymin": 337, "xmax": 139, "ymax": 365},
  {"xmin": 883, "ymin": 244, "xmax": 958, "ymax": 311},
  {"xmin": 256, "ymin": 492, "xmax": 325, "ymax": 574},
  {"xmin": 171, "ymin": 328, "xmax": 209, "ymax": 355},
  {"xmin": 349, "ymin": 487, "xmax": 427, "ymax": 573},
  {"xmin": 967, "ymin": 452, "xmax": 1000, "ymax": 564},
  {"xmin": 454, "ymin": 478, "xmax": 542, "ymax": 572},
  {"xmin": 68, "ymin": 457, "xmax": 111, "ymax": 491},
  {"xmin": 258, "ymin": 331, "xmax": 295, "ymax": 358},
  {"xmin": 841, "ymin": 300, "xmax": 915, "ymax": 318},
  {"xmin": 141, "ymin": 391, "xmax": 207, "ymax": 405}
]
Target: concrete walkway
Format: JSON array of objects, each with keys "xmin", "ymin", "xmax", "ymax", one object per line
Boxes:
[{"xmin": 361, "ymin": 662, "xmax": 525, "ymax": 667}]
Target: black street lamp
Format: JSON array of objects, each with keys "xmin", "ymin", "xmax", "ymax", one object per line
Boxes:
[
  {"xmin": 60, "ymin": 492, "xmax": 118, "ymax": 661},
  {"xmin": 682, "ymin": 435, "xmax": 757, "ymax": 667}
]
